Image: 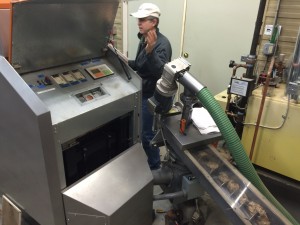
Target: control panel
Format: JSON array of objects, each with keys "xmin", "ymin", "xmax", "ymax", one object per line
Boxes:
[
  {"xmin": 21, "ymin": 57, "xmax": 139, "ymax": 126},
  {"xmin": 24, "ymin": 59, "xmax": 108, "ymax": 91}
]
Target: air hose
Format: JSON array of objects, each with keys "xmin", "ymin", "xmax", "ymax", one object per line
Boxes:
[{"xmin": 196, "ymin": 87, "xmax": 299, "ymax": 225}]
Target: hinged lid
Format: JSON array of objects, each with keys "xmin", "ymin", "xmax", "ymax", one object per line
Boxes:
[{"xmin": 11, "ymin": 0, "xmax": 119, "ymax": 74}]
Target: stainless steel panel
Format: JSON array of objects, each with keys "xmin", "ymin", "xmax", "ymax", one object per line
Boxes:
[
  {"xmin": 27, "ymin": 61, "xmax": 138, "ymax": 126},
  {"xmin": 54, "ymin": 94, "xmax": 137, "ymax": 143},
  {"xmin": 162, "ymin": 114, "xmax": 222, "ymax": 151},
  {"xmin": 0, "ymin": 9, "xmax": 10, "ymax": 58},
  {"xmin": 11, "ymin": 0, "xmax": 119, "ymax": 73},
  {"xmin": 21, "ymin": 49, "xmax": 141, "ymax": 142},
  {"xmin": 0, "ymin": 56, "xmax": 65, "ymax": 225},
  {"xmin": 63, "ymin": 143, "xmax": 153, "ymax": 225},
  {"xmin": 1, "ymin": 1, "xmax": 144, "ymax": 224},
  {"xmin": 21, "ymin": 49, "xmax": 142, "ymax": 189}
]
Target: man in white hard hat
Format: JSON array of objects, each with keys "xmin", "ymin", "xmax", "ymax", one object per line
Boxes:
[{"xmin": 129, "ymin": 3, "xmax": 172, "ymax": 170}]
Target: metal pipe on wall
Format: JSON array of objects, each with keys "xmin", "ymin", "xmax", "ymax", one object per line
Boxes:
[
  {"xmin": 249, "ymin": 0, "xmax": 267, "ymax": 59},
  {"xmin": 249, "ymin": 56, "xmax": 275, "ymax": 160},
  {"xmin": 232, "ymin": 0, "xmax": 267, "ymax": 138}
]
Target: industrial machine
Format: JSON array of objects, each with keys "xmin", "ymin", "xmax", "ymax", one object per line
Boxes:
[
  {"xmin": 212, "ymin": 5, "xmax": 300, "ymax": 219},
  {"xmin": 213, "ymin": 0, "xmax": 300, "ymax": 184},
  {"xmin": 0, "ymin": 1, "xmax": 153, "ymax": 225},
  {"xmin": 0, "ymin": 1, "xmax": 298, "ymax": 225},
  {"xmin": 215, "ymin": 32, "xmax": 300, "ymax": 182},
  {"xmin": 146, "ymin": 57, "xmax": 296, "ymax": 225},
  {"xmin": 241, "ymin": 28, "xmax": 300, "ymax": 182}
]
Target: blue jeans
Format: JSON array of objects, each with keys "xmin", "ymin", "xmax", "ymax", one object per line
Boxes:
[{"xmin": 142, "ymin": 96, "xmax": 160, "ymax": 170}]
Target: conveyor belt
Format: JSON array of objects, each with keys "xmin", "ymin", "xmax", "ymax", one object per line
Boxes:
[
  {"xmin": 185, "ymin": 146, "xmax": 290, "ymax": 225},
  {"xmin": 162, "ymin": 115, "xmax": 291, "ymax": 225}
]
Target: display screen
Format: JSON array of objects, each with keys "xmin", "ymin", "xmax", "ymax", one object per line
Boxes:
[
  {"xmin": 91, "ymin": 68, "xmax": 101, "ymax": 74},
  {"xmin": 86, "ymin": 64, "xmax": 114, "ymax": 79},
  {"xmin": 62, "ymin": 72, "xmax": 76, "ymax": 82},
  {"xmin": 51, "ymin": 74, "xmax": 67, "ymax": 85},
  {"xmin": 71, "ymin": 70, "xmax": 86, "ymax": 80}
]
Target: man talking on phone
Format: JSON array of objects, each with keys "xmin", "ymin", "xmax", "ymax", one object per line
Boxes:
[{"xmin": 129, "ymin": 3, "xmax": 172, "ymax": 170}]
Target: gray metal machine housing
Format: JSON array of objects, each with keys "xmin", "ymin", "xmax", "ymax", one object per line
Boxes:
[{"xmin": 0, "ymin": 1, "xmax": 153, "ymax": 225}]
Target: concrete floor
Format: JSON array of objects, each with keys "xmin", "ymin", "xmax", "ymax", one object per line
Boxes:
[
  {"xmin": 257, "ymin": 167, "xmax": 300, "ymax": 223},
  {"xmin": 152, "ymin": 185, "xmax": 172, "ymax": 225}
]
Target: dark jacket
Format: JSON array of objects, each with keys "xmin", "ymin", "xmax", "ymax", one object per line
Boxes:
[{"xmin": 128, "ymin": 28, "xmax": 172, "ymax": 97}]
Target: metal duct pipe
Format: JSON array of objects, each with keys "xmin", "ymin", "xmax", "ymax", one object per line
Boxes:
[
  {"xmin": 152, "ymin": 166, "xmax": 173, "ymax": 185},
  {"xmin": 153, "ymin": 191, "xmax": 185, "ymax": 201}
]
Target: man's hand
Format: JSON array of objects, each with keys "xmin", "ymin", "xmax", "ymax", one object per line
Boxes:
[{"xmin": 145, "ymin": 29, "xmax": 157, "ymax": 54}]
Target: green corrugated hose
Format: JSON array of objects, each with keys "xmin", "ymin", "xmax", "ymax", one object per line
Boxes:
[{"xmin": 197, "ymin": 87, "xmax": 299, "ymax": 225}]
